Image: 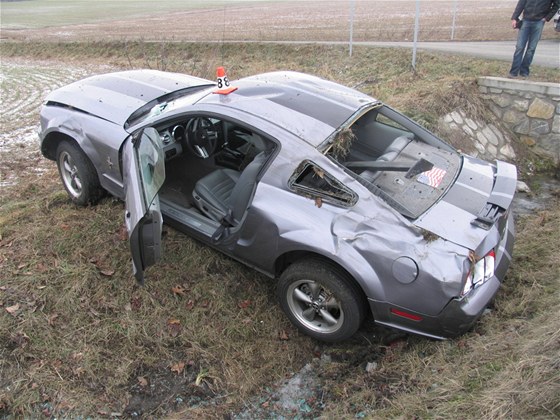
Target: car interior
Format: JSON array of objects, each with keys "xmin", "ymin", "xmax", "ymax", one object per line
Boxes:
[
  {"xmin": 152, "ymin": 115, "xmax": 276, "ymax": 237},
  {"xmin": 325, "ymin": 106, "xmax": 460, "ymax": 219}
]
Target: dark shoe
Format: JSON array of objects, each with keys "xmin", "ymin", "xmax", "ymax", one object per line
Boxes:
[{"xmin": 508, "ymin": 73, "xmax": 518, "ymax": 79}]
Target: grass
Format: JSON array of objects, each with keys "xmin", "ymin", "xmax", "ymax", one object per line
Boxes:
[{"xmin": 1, "ymin": 40, "xmax": 559, "ymax": 418}]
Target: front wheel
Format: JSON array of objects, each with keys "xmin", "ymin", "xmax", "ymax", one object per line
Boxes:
[
  {"xmin": 277, "ymin": 260, "xmax": 367, "ymax": 342},
  {"xmin": 56, "ymin": 141, "xmax": 104, "ymax": 206}
]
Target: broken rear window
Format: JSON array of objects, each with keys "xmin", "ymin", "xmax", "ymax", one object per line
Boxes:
[{"xmin": 288, "ymin": 160, "xmax": 357, "ymax": 207}]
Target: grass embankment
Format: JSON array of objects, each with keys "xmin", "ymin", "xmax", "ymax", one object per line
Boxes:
[{"xmin": 1, "ymin": 41, "xmax": 559, "ymax": 418}]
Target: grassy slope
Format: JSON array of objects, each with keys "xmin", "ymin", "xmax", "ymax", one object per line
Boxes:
[{"xmin": 0, "ymin": 41, "xmax": 559, "ymax": 418}]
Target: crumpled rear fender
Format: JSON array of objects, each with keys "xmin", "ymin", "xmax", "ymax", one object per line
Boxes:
[{"xmin": 330, "ymin": 204, "xmax": 470, "ymax": 316}]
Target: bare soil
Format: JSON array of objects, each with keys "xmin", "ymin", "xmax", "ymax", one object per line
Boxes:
[{"xmin": 2, "ymin": 1, "xmax": 534, "ymax": 43}]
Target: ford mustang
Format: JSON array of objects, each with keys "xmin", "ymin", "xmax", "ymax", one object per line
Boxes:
[{"xmin": 38, "ymin": 69, "xmax": 516, "ymax": 342}]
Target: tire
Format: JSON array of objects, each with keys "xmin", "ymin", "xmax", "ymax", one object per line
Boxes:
[
  {"xmin": 277, "ymin": 259, "xmax": 367, "ymax": 342},
  {"xmin": 56, "ymin": 141, "xmax": 104, "ymax": 206}
]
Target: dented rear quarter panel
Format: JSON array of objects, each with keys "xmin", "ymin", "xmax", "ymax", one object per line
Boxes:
[{"xmin": 235, "ymin": 137, "xmax": 471, "ymax": 318}]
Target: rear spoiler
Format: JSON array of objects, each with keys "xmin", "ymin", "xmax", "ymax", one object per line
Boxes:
[{"xmin": 471, "ymin": 161, "xmax": 517, "ymax": 230}]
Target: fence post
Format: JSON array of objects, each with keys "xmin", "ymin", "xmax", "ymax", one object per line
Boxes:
[
  {"xmin": 412, "ymin": 0, "xmax": 420, "ymax": 70},
  {"xmin": 349, "ymin": 0, "xmax": 355, "ymax": 57},
  {"xmin": 451, "ymin": 0, "xmax": 458, "ymax": 40}
]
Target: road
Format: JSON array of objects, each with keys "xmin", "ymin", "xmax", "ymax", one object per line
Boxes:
[
  {"xmin": 240, "ymin": 39, "xmax": 559, "ymax": 69},
  {"xmin": 359, "ymin": 40, "xmax": 560, "ymax": 69}
]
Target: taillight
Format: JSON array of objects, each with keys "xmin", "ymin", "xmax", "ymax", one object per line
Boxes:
[{"xmin": 461, "ymin": 250, "xmax": 495, "ymax": 297}]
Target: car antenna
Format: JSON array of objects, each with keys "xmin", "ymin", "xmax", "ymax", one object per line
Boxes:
[{"xmin": 213, "ymin": 67, "xmax": 238, "ymax": 95}]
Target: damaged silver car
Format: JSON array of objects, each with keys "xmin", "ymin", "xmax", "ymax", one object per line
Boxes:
[{"xmin": 39, "ymin": 69, "xmax": 516, "ymax": 342}]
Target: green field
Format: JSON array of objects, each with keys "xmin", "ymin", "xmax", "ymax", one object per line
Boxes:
[{"xmin": 0, "ymin": 0, "xmax": 275, "ymax": 29}]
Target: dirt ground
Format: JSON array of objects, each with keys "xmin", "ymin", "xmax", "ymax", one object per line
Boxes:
[{"xmin": 2, "ymin": 1, "xmax": 527, "ymax": 43}]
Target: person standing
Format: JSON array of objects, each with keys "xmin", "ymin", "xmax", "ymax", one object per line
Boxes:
[{"xmin": 508, "ymin": 0, "xmax": 559, "ymax": 78}]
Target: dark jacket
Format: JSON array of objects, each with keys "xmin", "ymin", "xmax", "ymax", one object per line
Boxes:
[{"xmin": 511, "ymin": 0, "xmax": 560, "ymax": 21}]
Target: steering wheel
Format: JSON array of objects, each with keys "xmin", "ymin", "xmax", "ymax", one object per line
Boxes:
[{"xmin": 185, "ymin": 117, "xmax": 219, "ymax": 159}]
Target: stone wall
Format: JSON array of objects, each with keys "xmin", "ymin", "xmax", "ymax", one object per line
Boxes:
[
  {"xmin": 477, "ymin": 77, "xmax": 560, "ymax": 163},
  {"xmin": 439, "ymin": 109, "xmax": 517, "ymax": 162}
]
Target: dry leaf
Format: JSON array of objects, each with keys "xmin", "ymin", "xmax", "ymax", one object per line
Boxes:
[
  {"xmin": 130, "ymin": 295, "xmax": 142, "ymax": 310},
  {"xmin": 11, "ymin": 332, "xmax": 29, "ymax": 348},
  {"xmin": 5, "ymin": 303, "xmax": 20, "ymax": 315},
  {"xmin": 238, "ymin": 300, "xmax": 251, "ymax": 309},
  {"xmin": 99, "ymin": 269, "xmax": 115, "ymax": 277},
  {"xmin": 137, "ymin": 376, "xmax": 148, "ymax": 387},
  {"xmin": 36, "ymin": 263, "xmax": 48, "ymax": 273},
  {"xmin": 170, "ymin": 361, "xmax": 185, "ymax": 374},
  {"xmin": 71, "ymin": 352, "xmax": 84, "ymax": 362},
  {"xmin": 171, "ymin": 285, "xmax": 186, "ymax": 296},
  {"xmin": 118, "ymin": 225, "xmax": 128, "ymax": 241},
  {"xmin": 278, "ymin": 330, "xmax": 289, "ymax": 341},
  {"xmin": 167, "ymin": 318, "xmax": 182, "ymax": 337},
  {"xmin": 47, "ymin": 313, "xmax": 59, "ymax": 326}
]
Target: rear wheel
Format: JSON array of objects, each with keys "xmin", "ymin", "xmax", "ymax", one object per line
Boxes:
[
  {"xmin": 277, "ymin": 260, "xmax": 366, "ymax": 342},
  {"xmin": 56, "ymin": 141, "xmax": 103, "ymax": 206}
]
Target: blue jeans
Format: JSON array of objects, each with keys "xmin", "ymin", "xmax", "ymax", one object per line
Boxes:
[{"xmin": 509, "ymin": 19, "xmax": 545, "ymax": 77}]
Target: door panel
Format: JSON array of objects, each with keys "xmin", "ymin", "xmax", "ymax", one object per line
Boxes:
[{"xmin": 123, "ymin": 127, "xmax": 165, "ymax": 283}]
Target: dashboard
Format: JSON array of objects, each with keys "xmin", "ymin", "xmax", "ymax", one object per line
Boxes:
[{"xmin": 159, "ymin": 124, "xmax": 185, "ymax": 161}]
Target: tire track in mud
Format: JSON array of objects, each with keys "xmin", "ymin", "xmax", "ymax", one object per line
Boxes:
[{"xmin": 0, "ymin": 60, "xmax": 110, "ymax": 190}]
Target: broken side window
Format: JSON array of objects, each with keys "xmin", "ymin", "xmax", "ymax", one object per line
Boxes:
[{"xmin": 288, "ymin": 160, "xmax": 358, "ymax": 207}]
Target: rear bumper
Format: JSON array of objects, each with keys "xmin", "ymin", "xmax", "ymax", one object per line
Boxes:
[{"xmin": 370, "ymin": 276, "xmax": 500, "ymax": 339}]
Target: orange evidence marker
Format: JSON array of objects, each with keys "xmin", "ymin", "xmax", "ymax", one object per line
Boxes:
[{"xmin": 213, "ymin": 66, "xmax": 238, "ymax": 95}]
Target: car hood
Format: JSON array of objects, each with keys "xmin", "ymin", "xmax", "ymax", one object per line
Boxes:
[
  {"xmin": 44, "ymin": 70, "xmax": 211, "ymax": 127},
  {"xmin": 414, "ymin": 156, "xmax": 517, "ymax": 250}
]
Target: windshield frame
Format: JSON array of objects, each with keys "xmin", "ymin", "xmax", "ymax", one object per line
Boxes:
[{"xmin": 124, "ymin": 84, "xmax": 215, "ymax": 130}]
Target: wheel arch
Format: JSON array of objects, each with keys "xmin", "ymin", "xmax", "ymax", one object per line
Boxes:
[
  {"xmin": 43, "ymin": 131, "xmax": 100, "ymax": 178},
  {"xmin": 274, "ymin": 250, "xmax": 370, "ymax": 309},
  {"xmin": 41, "ymin": 131, "xmax": 79, "ymax": 160}
]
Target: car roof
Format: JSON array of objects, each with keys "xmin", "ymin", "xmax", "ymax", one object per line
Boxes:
[
  {"xmin": 199, "ymin": 71, "xmax": 377, "ymax": 147},
  {"xmin": 46, "ymin": 69, "xmax": 378, "ymax": 147}
]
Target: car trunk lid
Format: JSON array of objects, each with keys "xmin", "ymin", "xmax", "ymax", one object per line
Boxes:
[{"xmin": 414, "ymin": 156, "xmax": 517, "ymax": 250}]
